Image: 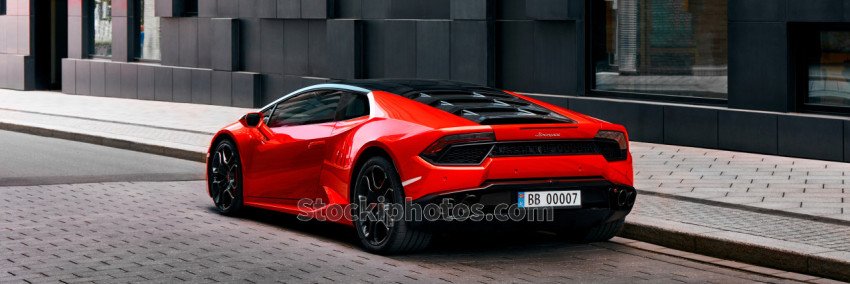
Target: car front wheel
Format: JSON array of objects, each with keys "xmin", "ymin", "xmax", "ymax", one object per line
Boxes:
[{"xmin": 208, "ymin": 140, "xmax": 244, "ymax": 215}]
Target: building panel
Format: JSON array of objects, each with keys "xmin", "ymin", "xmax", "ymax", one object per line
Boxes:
[
  {"xmin": 75, "ymin": 60, "xmax": 90, "ymax": 96},
  {"xmin": 778, "ymin": 115, "xmax": 844, "ymax": 161},
  {"xmin": 283, "ymin": 20, "xmax": 309, "ymax": 75},
  {"xmin": 416, "ymin": 21, "xmax": 451, "ymax": 80},
  {"xmin": 729, "ymin": 0, "xmax": 786, "ymax": 22},
  {"xmin": 104, "ymin": 62, "xmax": 122, "ymax": 99},
  {"xmin": 327, "ymin": 19, "xmax": 362, "ymax": 79},
  {"xmin": 260, "ymin": 19, "xmax": 285, "ymax": 75},
  {"xmin": 197, "ymin": 18, "xmax": 212, "ymax": 69},
  {"xmin": 138, "ymin": 65, "xmax": 157, "ymax": 100},
  {"xmin": 191, "ymin": 68, "xmax": 212, "ymax": 104},
  {"xmin": 232, "ymin": 72, "xmax": 261, "ymax": 107},
  {"xmin": 172, "ymin": 67, "xmax": 193, "ymax": 103},
  {"xmin": 718, "ymin": 111, "xmax": 779, "ymax": 155},
  {"xmin": 450, "ymin": 20, "xmax": 493, "ymax": 86},
  {"xmin": 728, "ymin": 22, "xmax": 788, "ymax": 112},
  {"xmin": 61, "ymin": 59, "xmax": 75, "ymax": 94},
  {"xmin": 211, "ymin": 71, "xmax": 233, "ymax": 106},
  {"xmin": 383, "ymin": 20, "xmax": 416, "ymax": 78},
  {"xmin": 278, "ymin": 0, "xmax": 300, "ymax": 19},
  {"xmin": 211, "ymin": 18, "xmax": 240, "ymax": 71},
  {"xmin": 154, "ymin": 66, "xmax": 174, "ymax": 101},
  {"xmin": 90, "ymin": 61, "xmax": 106, "ymax": 97},
  {"xmin": 178, "ymin": 18, "xmax": 199, "ymax": 67},
  {"xmin": 664, "ymin": 106, "xmax": 719, "ymax": 148},
  {"xmin": 120, "ymin": 63, "xmax": 138, "ymax": 99},
  {"xmin": 497, "ymin": 21, "xmax": 534, "ymax": 91}
]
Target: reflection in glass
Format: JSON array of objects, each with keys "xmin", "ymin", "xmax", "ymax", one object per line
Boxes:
[
  {"xmin": 808, "ymin": 31, "xmax": 850, "ymax": 106},
  {"xmin": 592, "ymin": 0, "xmax": 728, "ymax": 99},
  {"xmin": 138, "ymin": 0, "xmax": 161, "ymax": 60},
  {"xmin": 92, "ymin": 0, "xmax": 112, "ymax": 57}
]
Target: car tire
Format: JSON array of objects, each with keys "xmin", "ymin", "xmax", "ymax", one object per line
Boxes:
[
  {"xmin": 561, "ymin": 219, "xmax": 624, "ymax": 243},
  {"xmin": 353, "ymin": 156, "xmax": 431, "ymax": 254},
  {"xmin": 208, "ymin": 139, "xmax": 244, "ymax": 216}
]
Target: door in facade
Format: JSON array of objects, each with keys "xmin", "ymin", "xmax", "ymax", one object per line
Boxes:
[{"xmin": 33, "ymin": 0, "xmax": 67, "ymax": 90}]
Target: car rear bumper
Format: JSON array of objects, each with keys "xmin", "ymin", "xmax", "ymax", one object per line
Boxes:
[
  {"xmin": 398, "ymin": 154, "xmax": 634, "ymax": 201},
  {"xmin": 409, "ymin": 179, "xmax": 636, "ymax": 230}
]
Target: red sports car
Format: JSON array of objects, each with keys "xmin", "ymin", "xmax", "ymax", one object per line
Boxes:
[{"xmin": 207, "ymin": 80, "xmax": 635, "ymax": 254}]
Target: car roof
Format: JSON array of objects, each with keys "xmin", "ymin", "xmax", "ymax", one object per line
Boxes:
[
  {"xmin": 332, "ymin": 79, "xmax": 574, "ymax": 125},
  {"xmin": 333, "ymin": 79, "xmax": 504, "ymax": 96}
]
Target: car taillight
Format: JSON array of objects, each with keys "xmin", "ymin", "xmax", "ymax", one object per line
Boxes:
[
  {"xmin": 421, "ymin": 132, "xmax": 496, "ymax": 165},
  {"xmin": 595, "ymin": 131, "xmax": 627, "ymax": 150},
  {"xmin": 595, "ymin": 131, "xmax": 628, "ymax": 161}
]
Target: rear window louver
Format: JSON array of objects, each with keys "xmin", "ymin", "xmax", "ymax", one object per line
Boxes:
[{"xmin": 405, "ymin": 90, "xmax": 574, "ymax": 125}]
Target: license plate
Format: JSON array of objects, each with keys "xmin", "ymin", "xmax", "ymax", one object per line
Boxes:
[{"xmin": 518, "ymin": 190, "xmax": 582, "ymax": 208}]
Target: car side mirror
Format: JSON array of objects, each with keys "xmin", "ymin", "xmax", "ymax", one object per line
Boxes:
[{"xmin": 243, "ymin": 112, "xmax": 263, "ymax": 127}]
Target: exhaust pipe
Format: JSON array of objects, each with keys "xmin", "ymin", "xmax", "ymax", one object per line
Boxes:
[
  {"xmin": 615, "ymin": 188, "xmax": 636, "ymax": 207},
  {"xmin": 617, "ymin": 190, "xmax": 628, "ymax": 207}
]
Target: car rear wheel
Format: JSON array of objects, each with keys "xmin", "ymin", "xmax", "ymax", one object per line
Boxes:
[
  {"xmin": 208, "ymin": 140, "xmax": 244, "ymax": 215},
  {"xmin": 560, "ymin": 219, "xmax": 624, "ymax": 243},
  {"xmin": 353, "ymin": 156, "xmax": 431, "ymax": 254}
]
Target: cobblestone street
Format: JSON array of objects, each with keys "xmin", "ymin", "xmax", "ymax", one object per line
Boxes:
[{"xmin": 0, "ymin": 181, "xmax": 802, "ymax": 283}]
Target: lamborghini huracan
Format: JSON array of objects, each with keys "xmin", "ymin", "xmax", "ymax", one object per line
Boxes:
[{"xmin": 206, "ymin": 80, "xmax": 636, "ymax": 254}]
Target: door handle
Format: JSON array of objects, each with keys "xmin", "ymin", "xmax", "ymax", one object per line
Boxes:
[{"xmin": 308, "ymin": 141, "xmax": 326, "ymax": 149}]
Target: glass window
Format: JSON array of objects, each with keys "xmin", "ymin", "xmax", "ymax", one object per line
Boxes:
[
  {"xmin": 591, "ymin": 0, "xmax": 728, "ymax": 100},
  {"xmin": 268, "ymin": 91, "xmax": 343, "ymax": 127},
  {"xmin": 0, "ymin": 0, "xmax": 6, "ymax": 15},
  {"xmin": 807, "ymin": 31, "xmax": 850, "ymax": 107},
  {"xmin": 340, "ymin": 94, "xmax": 370, "ymax": 120},
  {"xmin": 183, "ymin": 0, "xmax": 198, "ymax": 16},
  {"xmin": 137, "ymin": 0, "xmax": 161, "ymax": 60},
  {"xmin": 91, "ymin": 0, "xmax": 112, "ymax": 57}
]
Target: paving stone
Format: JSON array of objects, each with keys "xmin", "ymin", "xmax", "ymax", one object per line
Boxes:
[
  {"xmin": 635, "ymin": 195, "xmax": 850, "ymax": 252},
  {"xmin": 0, "ymin": 181, "xmax": 800, "ymax": 283},
  {"xmin": 784, "ymin": 207, "xmax": 844, "ymax": 215},
  {"xmin": 765, "ymin": 197, "xmax": 843, "ymax": 204},
  {"xmin": 727, "ymin": 192, "xmax": 784, "ymax": 198},
  {"xmin": 631, "ymin": 142, "xmax": 850, "ymax": 222}
]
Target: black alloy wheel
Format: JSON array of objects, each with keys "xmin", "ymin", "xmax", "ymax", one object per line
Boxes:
[
  {"xmin": 209, "ymin": 140, "xmax": 244, "ymax": 215},
  {"xmin": 356, "ymin": 164, "xmax": 396, "ymax": 246},
  {"xmin": 353, "ymin": 156, "xmax": 431, "ymax": 254}
]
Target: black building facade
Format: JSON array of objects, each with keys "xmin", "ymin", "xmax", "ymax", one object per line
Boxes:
[{"xmin": 2, "ymin": 0, "xmax": 850, "ymax": 162}]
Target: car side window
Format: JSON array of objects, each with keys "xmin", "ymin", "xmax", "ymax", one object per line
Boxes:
[
  {"xmin": 267, "ymin": 90, "xmax": 343, "ymax": 127},
  {"xmin": 339, "ymin": 93, "xmax": 370, "ymax": 120}
]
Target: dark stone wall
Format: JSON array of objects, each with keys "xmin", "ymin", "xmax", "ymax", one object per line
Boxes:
[
  {"xmin": 60, "ymin": 0, "xmax": 583, "ymax": 107},
  {"xmin": 9, "ymin": 0, "xmax": 845, "ymax": 162},
  {"xmin": 559, "ymin": 95, "xmax": 850, "ymax": 162}
]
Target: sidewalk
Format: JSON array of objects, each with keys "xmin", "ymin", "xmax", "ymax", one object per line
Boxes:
[
  {"xmin": 2, "ymin": 90, "xmax": 849, "ymax": 281},
  {"xmin": 0, "ymin": 90, "xmax": 248, "ymax": 161}
]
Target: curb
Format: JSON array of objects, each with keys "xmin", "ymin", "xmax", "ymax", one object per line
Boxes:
[
  {"xmin": 606, "ymin": 237, "xmax": 823, "ymax": 283},
  {"xmin": 622, "ymin": 215, "xmax": 850, "ymax": 282},
  {"xmin": 0, "ymin": 121, "xmax": 207, "ymax": 163}
]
